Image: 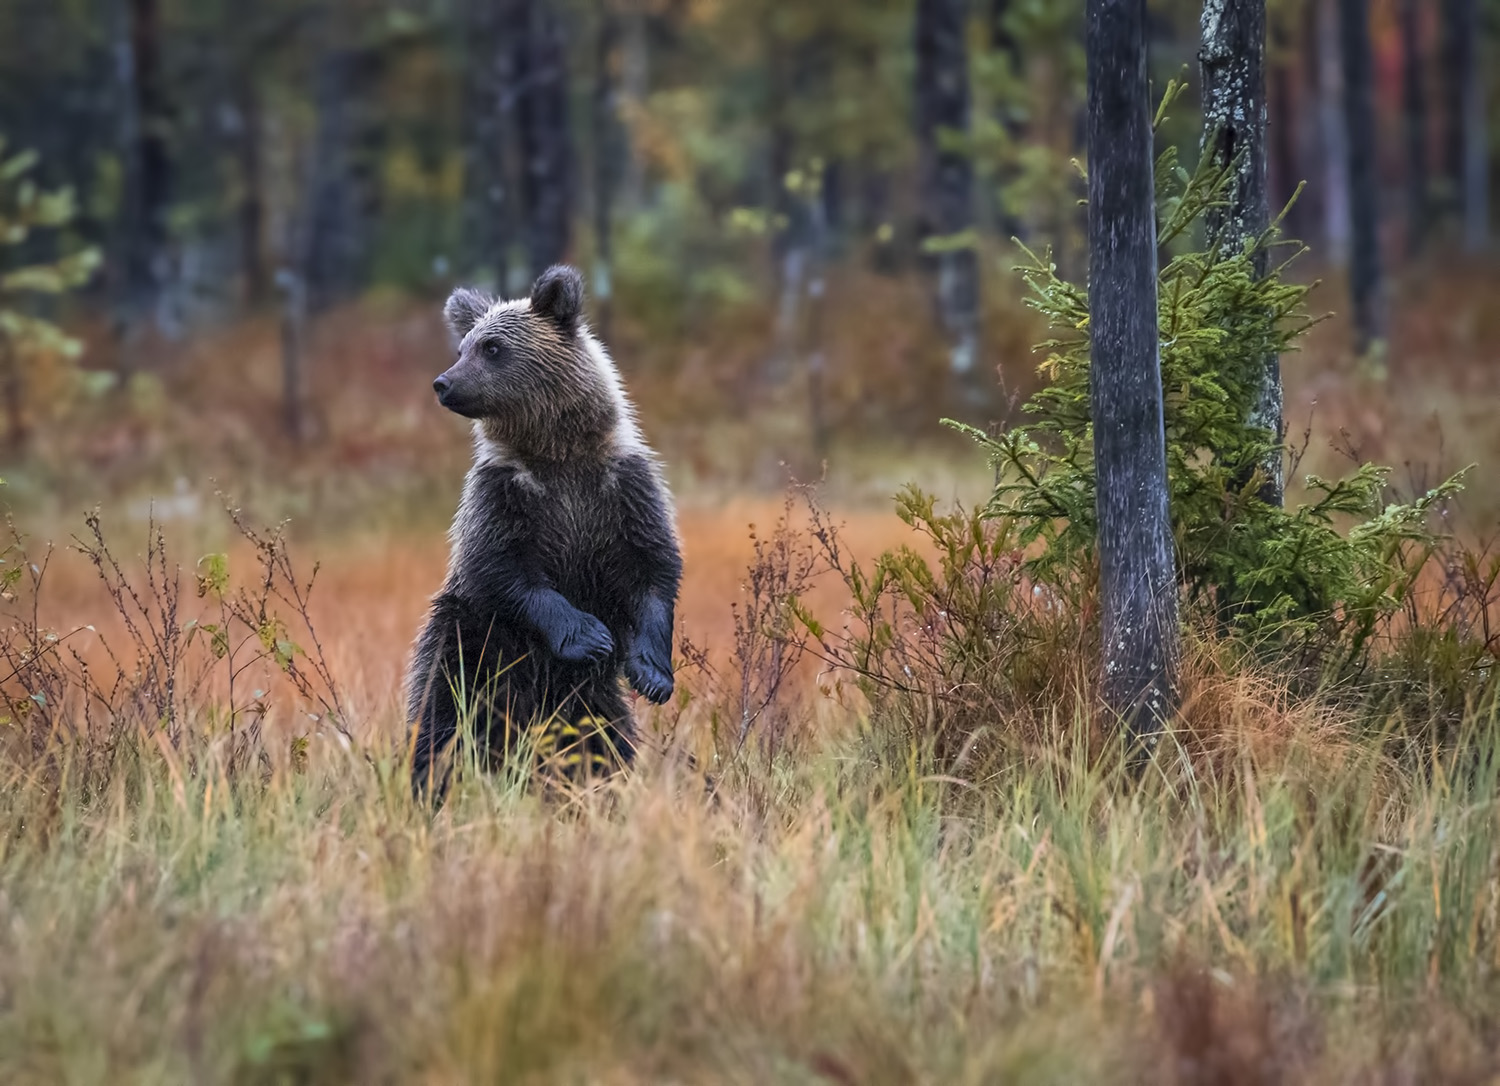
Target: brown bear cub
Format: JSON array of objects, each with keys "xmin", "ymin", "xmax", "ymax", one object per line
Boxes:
[{"xmin": 407, "ymin": 265, "xmax": 681, "ymax": 796}]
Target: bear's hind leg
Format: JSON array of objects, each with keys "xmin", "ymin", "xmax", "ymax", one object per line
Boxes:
[{"xmin": 407, "ymin": 596, "xmax": 472, "ymax": 802}]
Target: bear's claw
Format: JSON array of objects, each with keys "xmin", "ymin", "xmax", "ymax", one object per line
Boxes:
[
  {"xmin": 554, "ymin": 613, "xmax": 614, "ymax": 663},
  {"xmin": 625, "ymin": 656, "xmax": 674, "ymax": 704}
]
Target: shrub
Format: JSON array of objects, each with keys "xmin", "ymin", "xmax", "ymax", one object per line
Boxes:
[
  {"xmin": 0, "ymin": 134, "xmax": 101, "ymax": 451},
  {"xmin": 797, "ymin": 91, "xmax": 1476, "ymax": 762}
]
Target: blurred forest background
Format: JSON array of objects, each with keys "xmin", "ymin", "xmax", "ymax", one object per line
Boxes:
[{"xmin": 0, "ymin": 0, "xmax": 1497, "ymax": 531}]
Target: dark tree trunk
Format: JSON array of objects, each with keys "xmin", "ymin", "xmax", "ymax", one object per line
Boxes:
[
  {"xmin": 514, "ymin": 0, "xmax": 574, "ymax": 278},
  {"xmin": 1457, "ymin": 0, "xmax": 1488, "ymax": 250},
  {"xmin": 129, "ymin": 0, "xmax": 171, "ymax": 302},
  {"xmin": 460, "ymin": 0, "xmax": 517, "ymax": 292},
  {"xmin": 1316, "ymin": 0, "xmax": 1350, "ymax": 264},
  {"xmin": 592, "ymin": 0, "xmax": 622, "ymax": 337},
  {"xmin": 915, "ymin": 0, "xmax": 981, "ymax": 394},
  {"xmin": 233, "ymin": 63, "xmax": 267, "ymax": 305},
  {"xmin": 112, "ymin": 0, "xmax": 172, "ymax": 345},
  {"xmin": 1399, "ymin": 0, "xmax": 1430, "ymax": 256},
  {"xmin": 1442, "ymin": 0, "xmax": 1467, "ymax": 216},
  {"xmin": 1338, "ymin": 0, "xmax": 1383, "ymax": 354},
  {"xmin": 1200, "ymin": 0, "xmax": 1282, "ymax": 507},
  {"xmin": 302, "ymin": 37, "xmax": 374, "ymax": 314},
  {"xmin": 1084, "ymin": 0, "xmax": 1180, "ymax": 746},
  {"xmin": 988, "ymin": 0, "xmax": 1027, "ymax": 241}
]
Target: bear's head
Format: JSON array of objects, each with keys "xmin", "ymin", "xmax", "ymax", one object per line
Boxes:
[{"xmin": 434, "ymin": 266, "xmax": 627, "ymax": 459}]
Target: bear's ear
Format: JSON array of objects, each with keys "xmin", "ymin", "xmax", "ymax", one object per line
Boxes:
[
  {"xmin": 529, "ymin": 265, "xmax": 584, "ymax": 335},
  {"xmin": 444, "ymin": 287, "xmax": 493, "ymax": 341}
]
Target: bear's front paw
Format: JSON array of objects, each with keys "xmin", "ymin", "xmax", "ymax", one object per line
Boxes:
[
  {"xmin": 553, "ymin": 612, "xmax": 614, "ymax": 663},
  {"xmin": 625, "ymin": 654, "xmax": 674, "ymax": 704}
]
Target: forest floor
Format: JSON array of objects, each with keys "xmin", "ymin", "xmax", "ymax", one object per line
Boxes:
[{"xmin": 3, "ymin": 262, "xmax": 1500, "ymax": 1081}]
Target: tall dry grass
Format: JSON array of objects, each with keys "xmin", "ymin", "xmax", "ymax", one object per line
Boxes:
[{"xmin": 3, "ymin": 501, "xmax": 1500, "ymax": 1083}]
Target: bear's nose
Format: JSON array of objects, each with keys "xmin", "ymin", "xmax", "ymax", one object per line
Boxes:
[{"xmin": 433, "ymin": 374, "xmax": 451, "ymax": 397}]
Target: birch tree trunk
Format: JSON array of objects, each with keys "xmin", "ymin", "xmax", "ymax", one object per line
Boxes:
[
  {"xmin": 1085, "ymin": 0, "xmax": 1180, "ymax": 748},
  {"xmin": 1200, "ymin": 0, "xmax": 1282, "ymax": 507}
]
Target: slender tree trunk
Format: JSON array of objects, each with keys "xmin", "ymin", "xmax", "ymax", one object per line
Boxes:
[
  {"xmin": 303, "ymin": 40, "xmax": 364, "ymax": 314},
  {"xmin": 988, "ymin": 0, "xmax": 1027, "ymax": 241},
  {"xmin": 766, "ymin": 26, "xmax": 810, "ymax": 385},
  {"xmin": 277, "ymin": 269, "xmax": 308, "ymax": 444},
  {"xmin": 1399, "ymin": 0, "xmax": 1430, "ymax": 256},
  {"xmin": 111, "ymin": 0, "xmax": 171, "ymax": 351},
  {"xmin": 914, "ymin": 0, "xmax": 981, "ymax": 395},
  {"xmin": 806, "ymin": 174, "xmax": 830, "ymax": 461},
  {"xmin": 1085, "ymin": 0, "xmax": 1180, "ymax": 747},
  {"xmin": 1457, "ymin": 0, "xmax": 1489, "ymax": 251},
  {"xmin": 592, "ymin": 0, "xmax": 622, "ymax": 337},
  {"xmin": 1442, "ymin": 0, "xmax": 1466, "ymax": 217},
  {"xmin": 460, "ymin": 0, "xmax": 516, "ymax": 292},
  {"xmin": 514, "ymin": 0, "xmax": 574, "ymax": 278},
  {"xmin": 234, "ymin": 63, "xmax": 267, "ymax": 305},
  {"xmin": 1201, "ymin": 0, "xmax": 1282, "ymax": 507},
  {"xmin": 130, "ymin": 0, "xmax": 170, "ymax": 320},
  {"xmin": 618, "ymin": 5, "xmax": 649, "ymax": 216},
  {"xmin": 1316, "ymin": 0, "xmax": 1350, "ymax": 264},
  {"xmin": 1338, "ymin": 0, "xmax": 1383, "ymax": 354}
]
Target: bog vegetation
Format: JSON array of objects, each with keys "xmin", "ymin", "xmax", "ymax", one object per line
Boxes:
[{"xmin": 3, "ymin": 139, "xmax": 1500, "ymax": 1085}]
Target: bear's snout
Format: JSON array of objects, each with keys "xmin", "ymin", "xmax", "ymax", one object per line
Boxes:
[{"xmin": 432, "ymin": 368, "xmax": 483, "ymax": 417}]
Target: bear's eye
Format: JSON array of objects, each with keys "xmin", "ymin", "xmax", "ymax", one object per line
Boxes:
[{"xmin": 482, "ymin": 341, "xmax": 503, "ymax": 361}]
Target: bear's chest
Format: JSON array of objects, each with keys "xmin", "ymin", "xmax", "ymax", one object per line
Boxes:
[{"xmin": 525, "ymin": 468, "xmax": 626, "ymax": 574}]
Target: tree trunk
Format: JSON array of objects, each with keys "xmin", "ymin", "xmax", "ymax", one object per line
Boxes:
[
  {"xmin": 1200, "ymin": 0, "xmax": 1282, "ymax": 507},
  {"xmin": 303, "ymin": 36, "xmax": 373, "ymax": 315},
  {"xmin": 766, "ymin": 26, "xmax": 813, "ymax": 386},
  {"xmin": 1399, "ymin": 0, "xmax": 1430, "ymax": 256},
  {"xmin": 514, "ymin": 0, "xmax": 574, "ymax": 279},
  {"xmin": 1442, "ymin": 0, "xmax": 1466, "ymax": 217},
  {"xmin": 1338, "ymin": 0, "xmax": 1383, "ymax": 355},
  {"xmin": 233, "ymin": 62, "xmax": 267, "ymax": 305},
  {"xmin": 618, "ymin": 6, "xmax": 649, "ymax": 216},
  {"xmin": 111, "ymin": 0, "xmax": 172, "ymax": 349},
  {"xmin": 1316, "ymin": 0, "xmax": 1350, "ymax": 264},
  {"xmin": 460, "ymin": 0, "xmax": 517, "ymax": 292},
  {"xmin": 592, "ymin": 0, "xmax": 622, "ymax": 337},
  {"xmin": 1084, "ymin": 0, "xmax": 1180, "ymax": 747},
  {"xmin": 806, "ymin": 172, "xmax": 831, "ymax": 462},
  {"xmin": 914, "ymin": 0, "xmax": 981, "ymax": 394},
  {"xmin": 1457, "ymin": 0, "xmax": 1489, "ymax": 251},
  {"xmin": 988, "ymin": 0, "xmax": 1027, "ymax": 241},
  {"xmin": 277, "ymin": 269, "xmax": 308, "ymax": 444}
]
